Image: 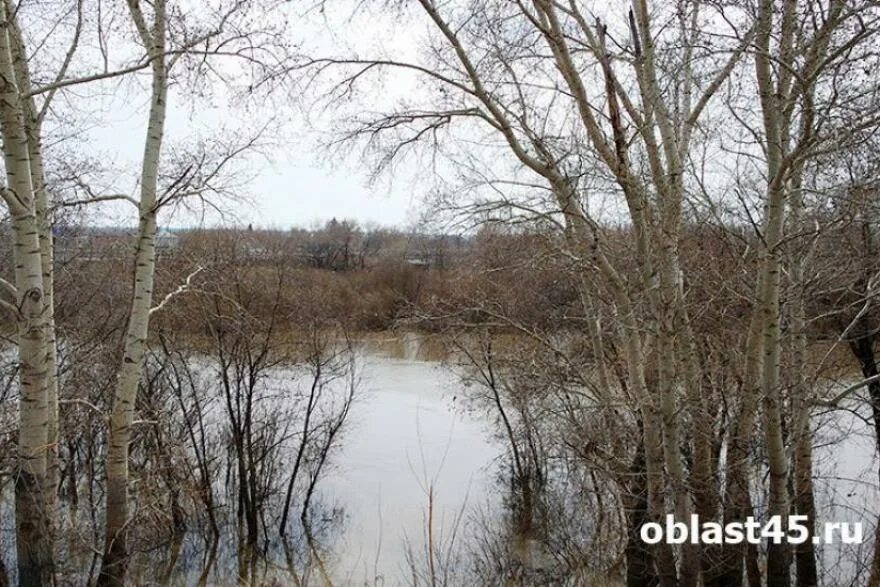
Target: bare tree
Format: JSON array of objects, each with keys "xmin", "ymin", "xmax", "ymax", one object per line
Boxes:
[{"xmin": 299, "ymin": 0, "xmax": 880, "ymax": 584}]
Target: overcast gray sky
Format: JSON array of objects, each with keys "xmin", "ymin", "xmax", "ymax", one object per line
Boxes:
[
  {"xmin": 85, "ymin": 100, "xmax": 422, "ymax": 228},
  {"xmin": 55, "ymin": 1, "xmax": 426, "ymax": 230}
]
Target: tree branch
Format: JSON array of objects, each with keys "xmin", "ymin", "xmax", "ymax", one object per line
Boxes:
[
  {"xmin": 54, "ymin": 194, "xmax": 140, "ymax": 209},
  {"xmin": 150, "ymin": 267, "xmax": 204, "ymax": 316}
]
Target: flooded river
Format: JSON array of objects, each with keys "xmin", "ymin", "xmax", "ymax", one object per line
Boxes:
[
  {"xmin": 316, "ymin": 338, "xmax": 880, "ymax": 585},
  {"xmin": 3, "ymin": 335, "xmax": 876, "ymax": 585},
  {"xmin": 321, "ymin": 338, "xmax": 502, "ymax": 584}
]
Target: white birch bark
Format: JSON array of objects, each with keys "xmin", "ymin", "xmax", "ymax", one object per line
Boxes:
[
  {"xmin": 99, "ymin": 1, "xmax": 167, "ymax": 583},
  {"xmin": 747, "ymin": 2, "xmax": 842, "ymax": 583},
  {"xmin": 749, "ymin": 3, "xmax": 794, "ymax": 582},
  {"xmin": 4, "ymin": 1, "xmax": 61, "ymax": 512},
  {"xmin": 0, "ymin": 5, "xmax": 52, "ymax": 584}
]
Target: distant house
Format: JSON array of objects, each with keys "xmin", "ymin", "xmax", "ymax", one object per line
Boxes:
[{"xmin": 54, "ymin": 225, "xmax": 180, "ymax": 264}]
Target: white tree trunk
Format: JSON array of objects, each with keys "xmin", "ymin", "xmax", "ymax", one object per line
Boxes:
[
  {"xmin": 0, "ymin": 5, "xmax": 52, "ymax": 584},
  {"xmin": 4, "ymin": 2, "xmax": 61, "ymax": 513},
  {"xmin": 99, "ymin": 2, "xmax": 167, "ymax": 583}
]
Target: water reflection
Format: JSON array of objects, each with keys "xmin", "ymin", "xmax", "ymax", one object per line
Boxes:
[
  {"xmin": 148, "ymin": 334, "xmax": 502, "ymax": 586},
  {"xmin": 322, "ymin": 335, "xmax": 501, "ymax": 584}
]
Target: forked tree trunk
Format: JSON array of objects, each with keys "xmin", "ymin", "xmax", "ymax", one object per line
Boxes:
[
  {"xmin": 4, "ymin": 1, "xmax": 61, "ymax": 514},
  {"xmin": 98, "ymin": 1, "xmax": 167, "ymax": 583},
  {"xmin": 0, "ymin": 6, "xmax": 53, "ymax": 586},
  {"xmin": 751, "ymin": 0, "xmax": 842, "ymax": 582}
]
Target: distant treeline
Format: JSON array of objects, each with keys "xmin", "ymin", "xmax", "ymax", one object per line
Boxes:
[{"xmin": 26, "ymin": 216, "xmax": 870, "ymax": 348}]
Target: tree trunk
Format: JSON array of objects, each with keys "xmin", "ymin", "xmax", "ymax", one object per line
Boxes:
[
  {"xmin": 716, "ymin": 295, "xmax": 766, "ymax": 586},
  {"xmin": 625, "ymin": 437, "xmax": 660, "ymax": 587},
  {"xmin": 792, "ymin": 434, "xmax": 818, "ymax": 586},
  {"xmin": 99, "ymin": 2, "xmax": 167, "ymax": 583},
  {"xmin": 753, "ymin": 0, "xmax": 795, "ymax": 581},
  {"xmin": 789, "ymin": 173, "xmax": 818, "ymax": 586},
  {"xmin": 849, "ymin": 327, "xmax": 880, "ymax": 586},
  {"xmin": 0, "ymin": 6, "xmax": 53, "ymax": 584},
  {"xmin": 4, "ymin": 2, "xmax": 61, "ymax": 515}
]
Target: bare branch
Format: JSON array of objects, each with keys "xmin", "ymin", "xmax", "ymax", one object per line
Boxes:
[{"xmin": 150, "ymin": 266, "xmax": 204, "ymax": 316}]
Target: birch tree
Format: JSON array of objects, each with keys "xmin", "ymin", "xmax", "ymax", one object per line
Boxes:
[
  {"xmin": 719, "ymin": 2, "xmax": 879, "ymax": 584},
  {"xmin": 5, "ymin": 0, "xmax": 86, "ymax": 521},
  {"xmin": 0, "ymin": 4, "xmax": 52, "ymax": 582},
  {"xmin": 97, "ymin": 2, "xmax": 170, "ymax": 582},
  {"xmin": 0, "ymin": 0, "xmax": 285, "ymax": 582},
  {"xmin": 302, "ymin": 0, "xmax": 880, "ymax": 583},
  {"xmin": 97, "ymin": 1, "xmax": 286, "ymax": 582},
  {"xmin": 0, "ymin": 2, "xmax": 153, "ymax": 583},
  {"xmin": 0, "ymin": 3, "xmax": 170, "ymax": 582},
  {"xmin": 0, "ymin": 1, "xmax": 89, "ymax": 582}
]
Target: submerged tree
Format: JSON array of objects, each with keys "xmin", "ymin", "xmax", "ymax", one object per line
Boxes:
[
  {"xmin": 0, "ymin": 0, "xmax": 288, "ymax": 583},
  {"xmin": 301, "ymin": 0, "xmax": 880, "ymax": 584}
]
